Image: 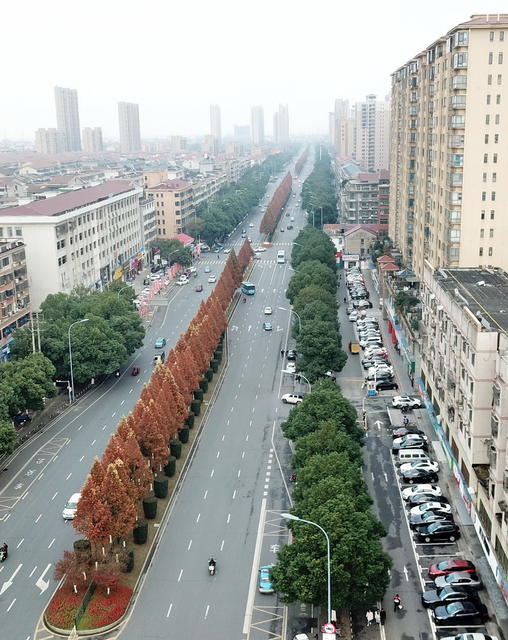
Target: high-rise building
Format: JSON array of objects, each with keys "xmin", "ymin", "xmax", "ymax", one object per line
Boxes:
[
  {"xmin": 210, "ymin": 104, "xmax": 221, "ymax": 148},
  {"xmin": 352, "ymin": 94, "xmax": 390, "ymax": 172},
  {"xmin": 330, "ymin": 99, "xmax": 354, "ymax": 158},
  {"xmin": 273, "ymin": 113, "xmax": 279, "ymax": 142},
  {"xmin": 278, "ymin": 104, "xmax": 289, "ymax": 141},
  {"xmin": 202, "ymin": 134, "xmax": 219, "ymax": 156},
  {"xmin": 169, "ymin": 136, "xmax": 187, "ymax": 152},
  {"xmin": 54, "ymin": 86, "xmax": 81, "ymax": 152},
  {"xmin": 82, "ymin": 127, "xmax": 103, "ymax": 153},
  {"xmin": 35, "ymin": 128, "xmax": 66, "ymax": 154},
  {"xmin": 118, "ymin": 102, "xmax": 141, "ymax": 153},
  {"xmin": 251, "ymin": 106, "xmax": 265, "ymax": 145},
  {"xmin": 389, "ymin": 13, "xmax": 508, "ymax": 277}
]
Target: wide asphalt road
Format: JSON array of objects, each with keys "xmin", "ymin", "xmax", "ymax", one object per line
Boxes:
[{"xmin": 0, "ymin": 154, "xmax": 308, "ymax": 640}]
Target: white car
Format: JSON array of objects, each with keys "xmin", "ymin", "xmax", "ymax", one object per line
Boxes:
[
  {"xmin": 286, "ymin": 362, "xmax": 296, "ymax": 374},
  {"xmin": 400, "ymin": 460, "xmax": 440, "ymax": 474},
  {"xmin": 264, "ymin": 306, "xmax": 273, "ymax": 315},
  {"xmin": 393, "ymin": 434, "xmax": 428, "ymax": 447},
  {"xmin": 63, "ymin": 492, "xmax": 81, "ymax": 520},
  {"xmin": 402, "ymin": 485, "xmax": 443, "ymax": 501},
  {"xmin": 249, "ymin": 223, "xmax": 254, "ymax": 228},
  {"xmin": 255, "ymin": 246, "xmax": 267, "ymax": 252},
  {"xmin": 281, "ymin": 393, "xmax": 305, "ymax": 405},
  {"xmin": 208, "ymin": 275, "xmax": 216, "ymax": 283},
  {"xmin": 223, "ymin": 248, "xmax": 231, "ymax": 254},
  {"xmin": 348, "ymin": 312, "xmax": 358, "ymax": 321},
  {"xmin": 392, "ymin": 395, "xmax": 423, "ymax": 409},
  {"xmin": 440, "ymin": 633, "xmax": 498, "ymax": 640},
  {"xmin": 409, "ymin": 502, "xmax": 452, "ymax": 516},
  {"xmin": 176, "ymin": 279, "xmax": 188, "ymax": 286}
]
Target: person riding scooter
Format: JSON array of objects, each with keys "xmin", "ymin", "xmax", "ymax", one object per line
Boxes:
[
  {"xmin": 208, "ymin": 557, "xmax": 216, "ymax": 575},
  {"xmin": 0, "ymin": 542, "xmax": 8, "ymax": 562}
]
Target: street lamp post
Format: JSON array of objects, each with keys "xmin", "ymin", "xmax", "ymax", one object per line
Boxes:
[
  {"xmin": 277, "ymin": 306, "xmax": 301, "ymax": 332},
  {"xmin": 68, "ymin": 319, "xmax": 89, "ymax": 403},
  {"xmin": 281, "ymin": 513, "xmax": 331, "ymax": 624},
  {"xmin": 297, "ymin": 372, "xmax": 312, "ymax": 393},
  {"xmin": 117, "ymin": 285, "xmax": 132, "ymax": 296}
]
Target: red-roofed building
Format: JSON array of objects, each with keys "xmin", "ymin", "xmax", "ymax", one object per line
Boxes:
[
  {"xmin": 0, "ymin": 180, "xmax": 144, "ymax": 308},
  {"xmin": 145, "ymin": 179, "xmax": 195, "ymax": 239}
]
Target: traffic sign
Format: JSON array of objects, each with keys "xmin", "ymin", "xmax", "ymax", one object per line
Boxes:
[{"xmin": 322, "ymin": 622, "xmax": 336, "ymax": 634}]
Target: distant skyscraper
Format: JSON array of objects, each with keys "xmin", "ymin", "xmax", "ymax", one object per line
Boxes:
[
  {"xmin": 278, "ymin": 104, "xmax": 289, "ymax": 141},
  {"xmin": 251, "ymin": 106, "xmax": 265, "ymax": 145},
  {"xmin": 273, "ymin": 113, "xmax": 279, "ymax": 142},
  {"xmin": 82, "ymin": 127, "xmax": 103, "ymax": 153},
  {"xmin": 352, "ymin": 94, "xmax": 390, "ymax": 171},
  {"xmin": 54, "ymin": 86, "xmax": 81, "ymax": 152},
  {"xmin": 202, "ymin": 134, "xmax": 219, "ymax": 156},
  {"xmin": 118, "ymin": 102, "xmax": 141, "ymax": 153},
  {"xmin": 210, "ymin": 104, "xmax": 221, "ymax": 147},
  {"xmin": 35, "ymin": 128, "xmax": 66, "ymax": 155}
]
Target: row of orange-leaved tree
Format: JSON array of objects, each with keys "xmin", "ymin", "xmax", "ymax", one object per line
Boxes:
[{"xmin": 259, "ymin": 172, "xmax": 292, "ymax": 235}]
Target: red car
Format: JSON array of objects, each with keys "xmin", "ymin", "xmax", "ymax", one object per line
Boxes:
[
  {"xmin": 428, "ymin": 559, "xmax": 476, "ymax": 579},
  {"xmin": 131, "ymin": 366, "xmax": 140, "ymax": 376}
]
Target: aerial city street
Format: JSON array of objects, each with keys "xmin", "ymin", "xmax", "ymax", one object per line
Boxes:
[{"xmin": 1, "ymin": 3, "xmax": 508, "ymax": 640}]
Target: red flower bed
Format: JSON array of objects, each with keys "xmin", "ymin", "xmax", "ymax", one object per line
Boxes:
[
  {"xmin": 46, "ymin": 588, "xmax": 82, "ymax": 629},
  {"xmin": 79, "ymin": 585, "xmax": 132, "ymax": 629}
]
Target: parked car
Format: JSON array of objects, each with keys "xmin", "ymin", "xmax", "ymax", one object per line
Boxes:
[
  {"xmin": 414, "ymin": 521, "xmax": 460, "ymax": 543},
  {"xmin": 428, "ymin": 558, "xmax": 477, "ymax": 579},
  {"xmin": 366, "ymin": 370, "xmax": 393, "ymax": 381},
  {"xmin": 434, "ymin": 571, "xmax": 483, "ymax": 590},
  {"xmin": 400, "ymin": 460, "xmax": 440, "ymax": 474},
  {"xmin": 440, "ymin": 634, "xmax": 497, "ymax": 640},
  {"xmin": 62, "ymin": 492, "xmax": 81, "ymax": 520},
  {"xmin": 392, "ymin": 396, "xmax": 424, "ymax": 410},
  {"xmin": 431, "ymin": 601, "xmax": 488, "ymax": 624},
  {"xmin": 410, "ymin": 502, "xmax": 452, "ymax": 517},
  {"xmin": 422, "ymin": 585, "xmax": 480, "ymax": 608},
  {"xmin": 195, "ymin": 284, "xmax": 203, "ymax": 292},
  {"xmin": 208, "ymin": 275, "xmax": 216, "ymax": 283},
  {"xmin": 392, "ymin": 426, "xmax": 426, "ymax": 439},
  {"xmin": 281, "ymin": 393, "xmax": 305, "ymax": 405},
  {"xmin": 286, "ymin": 362, "xmax": 296, "ymax": 373},
  {"xmin": 409, "ymin": 510, "xmax": 454, "ymax": 529},
  {"xmin": 392, "ymin": 435, "xmax": 428, "ymax": 454},
  {"xmin": 286, "ymin": 350, "xmax": 297, "ymax": 361},
  {"xmin": 376, "ymin": 379, "xmax": 399, "ymax": 391},
  {"xmin": 258, "ymin": 565, "xmax": 275, "ymax": 593},
  {"xmin": 407, "ymin": 493, "xmax": 449, "ymax": 507},
  {"xmin": 400, "ymin": 468, "xmax": 438, "ymax": 484}
]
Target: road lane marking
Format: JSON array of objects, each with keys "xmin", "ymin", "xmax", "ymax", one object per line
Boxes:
[
  {"xmin": 177, "ymin": 569, "xmax": 183, "ymax": 582},
  {"xmin": 66, "ymin": 473, "xmax": 72, "ymax": 480},
  {"xmin": 79, "ymin": 456, "xmax": 84, "ymax": 462},
  {"xmin": 243, "ymin": 498, "xmax": 267, "ymax": 633},
  {"xmin": 246, "ymin": 435, "xmax": 249, "ymax": 441},
  {"xmin": 78, "ymin": 425, "xmax": 83, "ymax": 430},
  {"xmin": 226, "ymin": 419, "xmax": 230, "ymax": 426},
  {"xmin": 51, "ymin": 492, "xmax": 58, "ymax": 500},
  {"xmin": 187, "ymin": 540, "xmax": 192, "ymax": 551},
  {"xmin": 220, "ymin": 539, "xmax": 224, "ymax": 551},
  {"xmin": 237, "ymin": 469, "xmax": 241, "ymax": 478},
  {"xmin": 111, "ymin": 412, "xmax": 116, "ymax": 418},
  {"xmin": 227, "ymin": 513, "xmax": 231, "ymax": 524},
  {"xmin": 203, "ymin": 490, "xmax": 208, "ymax": 500},
  {"xmin": 222, "ymin": 434, "xmax": 225, "ymax": 441},
  {"xmin": 210, "ymin": 469, "xmax": 214, "ymax": 478},
  {"xmin": 242, "ymin": 451, "xmax": 245, "ymax": 459},
  {"xmin": 232, "ymin": 490, "xmax": 236, "ymax": 499},
  {"xmin": 91, "ymin": 439, "xmax": 96, "ymax": 446},
  {"xmin": 29, "ymin": 566, "xmax": 37, "ymax": 578},
  {"xmin": 166, "ymin": 603, "xmax": 173, "ymax": 618},
  {"xmin": 6, "ymin": 598, "xmax": 15, "ymax": 612},
  {"xmin": 216, "ymin": 451, "xmax": 220, "ymax": 459},
  {"xmin": 35, "ymin": 514, "xmax": 42, "ymax": 523},
  {"xmin": 16, "ymin": 539, "xmax": 24, "ymax": 549},
  {"xmin": 196, "ymin": 513, "xmax": 201, "ymax": 523},
  {"xmin": 204, "ymin": 604, "xmax": 210, "ymax": 618},
  {"xmin": 48, "ymin": 538, "xmax": 55, "ymax": 549}
]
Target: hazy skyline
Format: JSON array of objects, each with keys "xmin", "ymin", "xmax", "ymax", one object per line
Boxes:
[{"xmin": 1, "ymin": 0, "xmax": 505, "ymax": 140}]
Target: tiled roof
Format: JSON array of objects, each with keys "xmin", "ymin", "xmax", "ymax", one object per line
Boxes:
[
  {"xmin": 0, "ymin": 180, "xmax": 136, "ymax": 217},
  {"xmin": 148, "ymin": 179, "xmax": 191, "ymax": 191}
]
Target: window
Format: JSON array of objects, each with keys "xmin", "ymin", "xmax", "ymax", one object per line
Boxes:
[
  {"xmin": 482, "ymin": 191, "xmax": 487, "ymax": 201},
  {"xmin": 495, "ymin": 114, "xmax": 500, "ymax": 124},
  {"xmin": 489, "ymin": 52, "xmax": 494, "ymax": 64},
  {"xmin": 495, "ymin": 134, "xmax": 499, "ymax": 143},
  {"xmin": 479, "ymin": 247, "xmax": 484, "ymax": 256},
  {"xmin": 481, "ymin": 210, "xmax": 486, "ymax": 220},
  {"xmin": 501, "ymin": 31, "xmax": 505, "ymax": 41},
  {"xmin": 491, "ymin": 210, "xmax": 495, "ymax": 220},
  {"xmin": 493, "ymin": 153, "xmax": 498, "ymax": 162},
  {"xmin": 486, "ymin": 114, "xmax": 491, "ymax": 124},
  {"xmin": 497, "ymin": 94, "xmax": 501, "ymax": 104},
  {"xmin": 483, "ymin": 172, "xmax": 487, "ymax": 182},
  {"xmin": 490, "ymin": 229, "xmax": 494, "ymax": 238},
  {"xmin": 498, "ymin": 74, "xmax": 502, "ymax": 84},
  {"xmin": 492, "ymin": 191, "xmax": 496, "ymax": 201},
  {"xmin": 489, "ymin": 247, "xmax": 493, "ymax": 256},
  {"xmin": 499, "ymin": 53, "xmax": 504, "ymax": 64},
  {"xmin": 493, "ymin": 172, "xmax": 497, "ymax": 182},
  {"xmin": 480, "ymin": 229, "xmax": 485, "ymax": 238},
  {"xmin": 57, "ymin": 256, "xmax": 67, "ymax": 266},
  {"xmin": 485, "ymin": 134, "xmax": 489, "ymax": 143},
  {"xmin": 488, "ymin": 74, "xmax": 493, "ymax": 85},
  {"xmin": 487, "ymin": 94, "xmax": 491, "ymax": 104},
  {"xmin": 484, "ymin": 153, "xmax": 488, "ymax": 163},
  {"xmin": 490, "ymin": 31, "xmax": 495, "ymax": 41}
]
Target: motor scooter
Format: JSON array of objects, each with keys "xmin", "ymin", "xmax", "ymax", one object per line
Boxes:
[
  {"xmin": 0, "ymin": 548, "xmax": 8, "ymax": 562},
  {"xmin": 208, "ymin": 563, "xmax": 216, "ymax": 576}
]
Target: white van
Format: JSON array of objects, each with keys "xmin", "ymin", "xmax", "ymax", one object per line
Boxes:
[{"xmin": 396, "ymin": 449, "xmax": 432, "ymax": 465}]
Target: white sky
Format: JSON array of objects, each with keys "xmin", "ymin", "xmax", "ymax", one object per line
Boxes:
[{"xmin": 1, "ymin": 0, "xmax": 506, "ymax": 140}]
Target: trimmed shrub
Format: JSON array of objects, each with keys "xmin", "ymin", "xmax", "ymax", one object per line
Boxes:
[
  {"xmin": 199, "ymin": 379, "xmax": 208, "ymax": 393},
  {"xmin": 120, "ymin": 550, "xmax": 134, "ymax": 573},
  {"xmin": 179, "ymin": 427, "xmax": 189, "ymax": 444},
  {"xmin": 170, "ymin": 439, "xmax": 182, "ymax": 459},
  {"xmin": 133, "ymin": 520, "xmax": 148, "ymax": 544},
  {"xmin": 154, "ymin": 476, "xmax": 168, "ymax": 498},
  {"xmin": 142, "ymin": 497, "xmax": 157, "ymax": 519},
  {"xmin": 194, "ymin": 388, "xmax": 203, "ymax": 401},
  {"xmin": 73, "ymin": 539, "xmax": 91, "ymax": 554},
  {"xmin": 164, "ymin": 456, "xmax": 176, "ymax": 477},
  {"xmin": 185, "ymin": 412, "xmax": 195, "ymax": 428},
  {"xmin": 190, "ymin": 399, "xmax": 201, "ymax": 416},
  {"xmin": 205, "ymin": 368, "xmax": 213, "ymax": 382},
  {"xmin": 214, "ymin": 352, "xmax": 222, "ymax": 364},
  {"xmin": 211, "ymin": 359, "xmax": 219, "ymax": 373}
]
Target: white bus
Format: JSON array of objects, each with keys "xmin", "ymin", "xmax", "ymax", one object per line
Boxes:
[{"xmin": 277, "ymin": 250, "xmax": 285, "ymax": 264}]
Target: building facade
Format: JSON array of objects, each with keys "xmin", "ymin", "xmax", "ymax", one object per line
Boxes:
[
  {"xmin": 54, "ymin": 86, "xmax": 82, "ymax": 152},
  {"xmin": 340, "ymin": 170, "xmax": 390, "ymax": 225},
  {"xmin": 352, "ymin": 94, "xmax": 390, "ymax": 171},
  {"xmin": 0, "ymin": 181, "xmax": 144, "ymax": 308},
  {"xmin": 118, "ymin": 102, "xmax": 141, "ymax": 153},
  {"xmin": 210, "ymin": 104, "xmax": 221, "ymax": 148},
  {"xmin": 145, "ymin": 179, "xmax": 195, "ymax": 238},
  {"xmin": 251, "ymin": 106, "xmax": 265, "ymax": 145},
  {"xmin": 277, "ymin": 104, "xmax": 289, "ymax": 141},
  {"xmin": 420, "ymin": 264, "xmax": 508, "ymax": 593},
  {"xmin": 35, "ymin": 128, "xmax": 66, "ymax": 155},
  {"xmin": 82, "ymin": 127, "xmax": 103, "ymax": 153},
  {"xmin": 389, "ymin": 14, "xmax": 508, "ymax": 278},
  {"xmin": 0, "ymin": 241, "xmax": 31, "ymax": 360}
]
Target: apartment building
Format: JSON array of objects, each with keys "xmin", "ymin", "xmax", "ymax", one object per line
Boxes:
[
  {"xmin": 0, "ymin": 181, "xmax": 144, "ymax": 308},
  {"xmin": 82, "ymin": 127, "xmax": 103, "ymax": 153},
  {"xmin": 251, "ymin": 106, "xmax": 265, "ymax": 145},
  {"xmin": 145, "ymin": 179, "xmax": 195, "ymax": 238},
  {"xmin": 352, "ymin": 95, "xmax": 390, "ymax": 171},
  {"xmin": 35, "ymin": 128, "xmax": 66, "ymax": 155},
  {"xmin": 0, "ymin": 241, "xmax": 31, "ymax": 360},
  {"xmin": 118, "ymin": 102, "xmax": 141, "ymax": 153},
  {"xmin": 210, "ymin": 104, "xmax": 221, "ymax": 147},
  {"xmin": 390, "ymin": 14, "xmax": 508, "ymax": 278},
  {"xmin": 340, "ymin": 170, "xmax": 389, "ymax": 225},
  {"xmin": 420, "ymin": 263, "xmax": 508, "ymax": 588},
  {"xmin": 55, "ymin": 86, "xmax": 81, "ymax": 152}
]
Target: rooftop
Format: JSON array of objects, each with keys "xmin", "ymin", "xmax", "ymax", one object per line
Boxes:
[
  {"xmin": 148, "ymin": 179, "xmax": 191, "ymax": 191},
  {"xmin": 436, "ymin": 268, "xmax": 508, "ymax": 334},
  {"xmin": 0, "ymin": 180, "xmax": 136, "ymax": 218}
]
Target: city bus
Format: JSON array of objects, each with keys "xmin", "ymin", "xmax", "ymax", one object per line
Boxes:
[
  {"xmin": 241, "ymin": 281, "xmax": 256, "ymax": 295},
  {"xmin": 277, "ymin": 250, "xmax": 285, "ymax": 264}
]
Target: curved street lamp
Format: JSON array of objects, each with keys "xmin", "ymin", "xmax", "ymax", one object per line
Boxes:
[
  {"xmin": 68, "ymin": 318, "xmax": 89, "ymax": 403},
  {"xmin": 277, "ymin": 306, "xmax": 301, "ymax": 332},
  {"xmin": 281, "ymin": 513, "xmax": 331, "ymax": 624}
]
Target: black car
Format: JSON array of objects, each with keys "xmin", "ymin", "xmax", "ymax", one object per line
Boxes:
[
  {"xmin": 432, "ymin": 600, "xmax": 488, "ymax": 624},
  {"xmin": 422, "ymin": 585, "xmax": 480, "ymax": 608},
  {"xmin": 286, "ymin": 350, "xmax": 297, "ymax": 361},
  {"xmin": 13, "ymin": 413, "xmax": 31, "ymax": 426},
  {"xmin": 409, "ymin": 510, "xmax": 454, "ymax": 529},
  {"xmin": 414, "ymin": 521, "xmax": 460, "ymax": 543},
  {"xmin": 392, "ymin": 436, "xmax": 428, "ymax": 454},
  {"xmin": 376, "ymin": 379, "xmax": 399, "ymax": 391},
  {"xmin": 400, "ymin": 468, "xmax": 438, "ymax": 484},
  {"xmin": 407, "ymin": 493, "xmax": 449, "ymax": 507}
]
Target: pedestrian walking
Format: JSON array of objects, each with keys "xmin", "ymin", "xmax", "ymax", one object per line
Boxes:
[
  {"xmin": 374, "ymin": 610, "xmax": 381, "ymax": 624},
  {"xmin": 280, "ymin": 349, "xmax": 285, "ymax": 357},
  {"xmin": 393, "ymin": 594, "xmax": 401, "ymax": 611},
  {"xmin": 343, "ymin": 297, "xmax": 346, "ymax": 303},
  {"xmin": 285, "ymin": 350, "xmax": 289, "ymax": 356},
  {"xmin": 379, "ymin": 608, "xmax": 386, "ymax": 625},
  {"xmin": 366, "ymin": 610, "xmax": 373, "ymax": 626}
]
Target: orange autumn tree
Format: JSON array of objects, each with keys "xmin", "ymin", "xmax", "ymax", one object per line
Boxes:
[
  {"xmin": 131, "ymin": 401, "xmax": 168, "ymax": 471},
  {"xmin": 237, "ymin": 239, "xmax": 254, "ymax": 270},
  {"xmin": 166, "ymin": 348, "xmax": 192, "ymax": 404},
  {"xmin": 100, "ymin": 462, "xmax": 138, "ymax": 539},
  {"xmin": 73, "ymin": 460, "xmax": 112, "ymax": 549}
]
